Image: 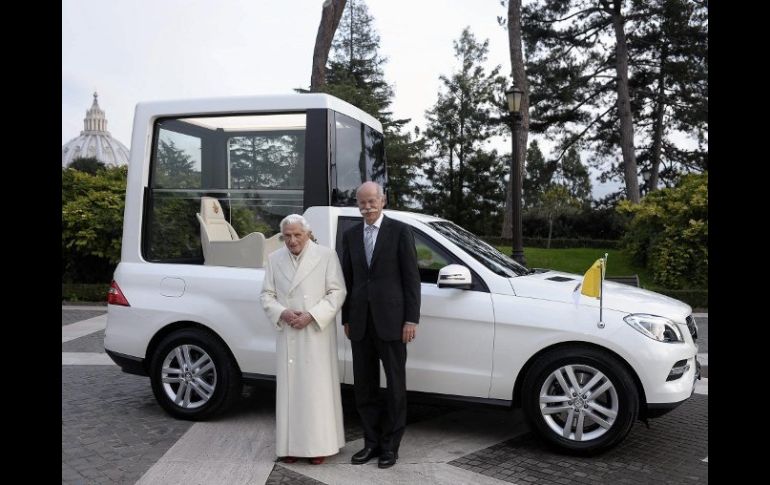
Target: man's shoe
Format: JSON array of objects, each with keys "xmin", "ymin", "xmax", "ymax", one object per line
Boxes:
[
  {"xmin": 378, "ymin": 450, "xmax": 398, "ymax": 469},
  {"xmin": 351, "ymin": 447, "xmax": 380, "ymax": 465}
]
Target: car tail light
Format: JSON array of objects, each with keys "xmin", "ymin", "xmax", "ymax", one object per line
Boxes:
[{"xmin": 107, "ymin": 280, "xmax": 130, "ymax": 306}]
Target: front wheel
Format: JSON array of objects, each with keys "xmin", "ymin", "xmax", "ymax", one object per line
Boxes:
[
  {"xmin": 149, "ymin": 328, "xmax": 242, "ymax": 420},
  {"xmin": 521, "ymin": 346, "xmax": 639, "ymax": 455}
]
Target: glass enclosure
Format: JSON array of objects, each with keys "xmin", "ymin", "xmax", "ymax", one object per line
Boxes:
[{"xmin": 144, "ymin": 109, "xmax": 385, "ymax": 264}]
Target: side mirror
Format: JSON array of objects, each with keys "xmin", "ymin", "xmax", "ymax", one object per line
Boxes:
[{"xmin": 437, "ymin": 264, "xmax": 473, "ymax": 290}]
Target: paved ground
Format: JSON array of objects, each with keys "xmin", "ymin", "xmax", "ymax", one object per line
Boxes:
[{"xmin": 62, "ymin": 307, "xmax": 708, "ymax": 484}]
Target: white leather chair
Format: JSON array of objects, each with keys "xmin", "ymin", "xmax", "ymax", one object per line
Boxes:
[{"xmin": 196, "ymin": 197, "xmax": 265, "ymax": 268}]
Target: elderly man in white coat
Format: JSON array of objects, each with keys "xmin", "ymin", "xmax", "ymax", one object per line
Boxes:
[{"xmin": 260, "ymin": 214, "xmax": 347, "ymax": 465}]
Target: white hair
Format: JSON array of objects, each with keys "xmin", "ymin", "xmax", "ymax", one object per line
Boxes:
[
  {"xmin": 280, "ymin": 214, "xmax": 311, "ymax": 232},
  {"xmin": 355, "ymin": 182, "xmax": 385, "ymax": 199}
]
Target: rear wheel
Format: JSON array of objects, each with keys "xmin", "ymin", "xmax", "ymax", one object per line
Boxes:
[
  {"xmin": 521, "ymin": 346, "xmax": 639, "ymax": 455},
  {"xmin": 149, "ymin": 329, "xmax": 242, "ymax": 420}
]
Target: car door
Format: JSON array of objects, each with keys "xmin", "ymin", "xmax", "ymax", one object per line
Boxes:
[
  {"xmin": 335, "ymin": 217, "xmax": 495, "ymax": 398},
  {"xmin": 407, "ymin": 229, "xmax": 495, "ymax": 397}
]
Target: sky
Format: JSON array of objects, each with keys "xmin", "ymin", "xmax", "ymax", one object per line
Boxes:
[{"xmin": 62, "ymin": 0, "xmax": 621, "ymax": 198}]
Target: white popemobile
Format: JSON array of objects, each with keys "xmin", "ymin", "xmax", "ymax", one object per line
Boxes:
[{"xmin": 104, "ymin": 93, "xmax": 700, "ymax": 454}]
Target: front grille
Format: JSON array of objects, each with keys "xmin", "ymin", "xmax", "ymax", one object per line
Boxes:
[{"xmin": 686, "ymin": 315, "xmax": 698, "ymax": 341}]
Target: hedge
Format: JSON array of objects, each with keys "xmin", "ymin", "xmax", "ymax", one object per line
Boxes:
[
  {"xmin": 62, "ymin": 283, "xmax": 110, "ymax": 303},
  {"xmin": 483, "ymin": 237, "xmax": 620, "ymax": 249},
  {"xmin": 650, "ymin": 288, "xmax": 708, "ymax": 310}
]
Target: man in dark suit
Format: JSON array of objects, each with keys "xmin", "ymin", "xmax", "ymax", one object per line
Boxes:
[{"xmin": 341, "ymin": 181, "xmax": 421, "ymax": 469}]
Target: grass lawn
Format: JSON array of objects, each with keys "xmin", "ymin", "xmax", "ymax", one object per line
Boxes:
[{"xmin": 494, "ymin": 245, "xmax": 654, "ymax": 288}]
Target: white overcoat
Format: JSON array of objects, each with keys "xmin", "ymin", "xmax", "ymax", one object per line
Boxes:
[{"xmin": 260, "ymin": 241, "xmax": 347, "ymax": 457}]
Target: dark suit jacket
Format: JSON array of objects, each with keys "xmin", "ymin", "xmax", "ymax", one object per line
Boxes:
[{"xmin": 341, "ymin": 215, "xmax": 421, "ymax": 341}]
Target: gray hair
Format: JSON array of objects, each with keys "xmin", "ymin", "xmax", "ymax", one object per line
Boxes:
[
  {"xmin": 355, "ymin": 181, "xmax": 385, "ymax": 199},
  {"xmin": 280, "ymin": 214, "xmax": 311, "ymax": 233}
]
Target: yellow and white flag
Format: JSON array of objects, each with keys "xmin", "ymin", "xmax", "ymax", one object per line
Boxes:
[{"xmin": 580, "ymin": 258, "xmax": 605, "ymax": 298}]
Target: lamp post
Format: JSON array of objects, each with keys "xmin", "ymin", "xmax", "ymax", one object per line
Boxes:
[{"xmin": 506, "ymin": 86, "xmax": 526, "ymax": 266}]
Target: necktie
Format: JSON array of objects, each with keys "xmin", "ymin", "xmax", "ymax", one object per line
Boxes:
[{"xmin": 365, "ymin": 224, "xmax": 375, "ymax": 266}]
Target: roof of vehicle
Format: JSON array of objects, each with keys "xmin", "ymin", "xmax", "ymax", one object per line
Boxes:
[
  {"xmin": 332, "ymin": 206, "xmax": 446, "ymax": 224},
  {"xmin": 133, "ymin": 93, "xmax": 382, "ymax": 132}
]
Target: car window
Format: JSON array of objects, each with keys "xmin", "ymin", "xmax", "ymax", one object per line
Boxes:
[
  {"xmin": 336, "ymin": 216, "xmax": 489, "ymax": 292},
  {"xmin": 413, "ymin": 232, "xmax": 451, "ymax": 283}
]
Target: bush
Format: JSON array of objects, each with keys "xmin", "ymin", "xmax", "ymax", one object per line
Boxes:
[
  {"xmin": 62, "ymin": 166, "xmax": 127, "ymax": 283},
  {"xmin": 483, "ymin": 237, "xmax": 620, "ymax": 249},
  {"xmin": 618, "ymin": 173, "xmax": 707, "ymax": 290},
  {"xmin": 62, "ymin": 283, "xmax": 110, "ymax": 302},
  {"xmin": 522, "ymin": 207, "xmax": 628, "ymax": 240},
  {"xmin": 652, "ymin": 288, "xmax": 708, "ymax": 309}
]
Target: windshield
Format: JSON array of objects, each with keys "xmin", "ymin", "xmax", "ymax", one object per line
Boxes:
[{"xmin": 429, "ymin": 221, "xmax": 530, "ymax": 277}]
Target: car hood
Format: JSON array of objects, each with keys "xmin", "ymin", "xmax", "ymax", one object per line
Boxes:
[{"xmin": 509, "ymin": 270, "xmax": 692, "ymax": 321}]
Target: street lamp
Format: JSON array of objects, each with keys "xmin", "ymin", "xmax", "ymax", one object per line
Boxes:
[{"xmin": 506, "ymin": 86, "xmax": 526, "ymax": 266}]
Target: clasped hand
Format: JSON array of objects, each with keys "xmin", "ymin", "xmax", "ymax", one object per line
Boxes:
[{"xmin": 280, "ymin": 309, "xmax": 313, "ymax": 329}]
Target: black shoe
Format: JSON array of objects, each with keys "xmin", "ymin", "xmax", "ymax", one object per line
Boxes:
[
  {"xmin": 378, "ymin": 450, "xmax": 398, "ymax": 468},
  {"xmin": 351, "ymin": 447, "xmax": 380, "ymax": 465}
]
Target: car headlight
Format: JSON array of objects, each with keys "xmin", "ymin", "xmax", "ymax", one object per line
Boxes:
[{"xmin": 623, "ymin": 314, "xmax": 684, "ymax": 343}]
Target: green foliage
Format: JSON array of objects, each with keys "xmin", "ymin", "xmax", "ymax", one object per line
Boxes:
[
  {"xmin": 145, "ymin": 197, "xmax": 201, "ymax": 261},
  {"xmin": 68, "ymin": 156, "xmax": 106, "ymax": 175},
  {"xmin": 384, "ymin": 128, "xmax": 424, "ymax": 209},
  {"xmin": 62, "ymin": 166, "xmax": 127, "ymax": 283},
  {"xmin": 230, "ymin": 205, "xmax": 276, "ymax": 237},
  {"xmin": 522, "ymin": 207, "xmax": 628, "ymax": 240},
  {"xmin": 653, "ymin": 288, "xmax": 708, "ymax": 309},
  {"xmin": 494, "ymin": 245, "xmax": 653, "ymax": 285},
  {"xmin": 62, "ymin": 283, "xmax": 110, "ymax": 302},
  {"xmin": 558, "ymin": 147, "xmax": 592, "ymax": 205},
  {"xmin": 322, "ymin": 0, "xmax": 421, "ymax": 206},
  {"xmin": 522, "ymin": 0, "xmax": 708, "ymax": 195},
  {"xmin": 523, "ymin": 140, "xmax": 555, "ymax": 208},
  {"xmin": 421, "ymin": 27, "xmax": 508, "ymax": 230},
  {"xmin": 618, "ymin": 172, "xmax": 707, "ymax": 289},
  {"xmin": 153, "ymin": 139, "xmax": 201, "ymax": 189}
]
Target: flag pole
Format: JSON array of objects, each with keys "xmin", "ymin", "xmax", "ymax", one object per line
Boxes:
[{"xmin": 599, "ymin": 252, "xmax": 608, "ymax": 328}]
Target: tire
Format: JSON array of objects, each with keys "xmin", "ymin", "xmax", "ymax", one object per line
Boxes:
[
  {"xmin": 149, "ymin": 328, "xmax": 242, "ymax": 420},
  {"xmin": 521, "ymin": 345, "xmax": 639, "ymax": 455}
]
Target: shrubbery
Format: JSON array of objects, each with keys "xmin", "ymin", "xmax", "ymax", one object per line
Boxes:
[
  {"xmin": 62, "ymin": 165, "xmax": 127, "ymax": 284},
  {"xmin": 521, "ymin": 207, "xmax": 628, "ymax": 240},
  {"xmin": 618, "ymin": 172, "xmax": 708, "ymax": 289}
]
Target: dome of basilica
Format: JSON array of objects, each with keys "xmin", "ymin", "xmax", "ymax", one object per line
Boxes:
[{"xmin": 62, "ymin": 92, "xmax": 129, "ymax": 168}]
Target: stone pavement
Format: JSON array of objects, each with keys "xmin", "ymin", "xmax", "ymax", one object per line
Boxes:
[{"xmin": 62, "ymin": 306, "xmax": 708, "ymax": 484}]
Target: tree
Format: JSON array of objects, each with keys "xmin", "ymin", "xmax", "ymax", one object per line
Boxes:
[
  {"xmin": 326, "ymin": 0, "xmax": 397, "ymax": 127},
  {"xmin": 532, "ymin": 185, "xmax": 583, "ymax": 248},
  {"xmin": 154, "ymin": 139, "xmax": 199, "ymax": 188},
  {"xmin": 462, "ymin": 149, "xmax": 509, "ymax": 236},
  {"xmin": 522, "ymin": 140, "xmax": 555, "ymax": 208},
  {"xmin": 310, "ymin": 0, "xmax": 347, "ymax": 91},
  {"xmin": 421, "ymin": 28, "xmax": 507, "ymax": 227},
  {"xmin": 323, "ymin": 0, "xmax": 419, "ymax": 206},
  {"xmin": 522, "ymin": 0, "xmax": 707, "ymax": 203},
  {"xmin": 558, "ymin": 147, "xmax": 592, "ymax": 205},
  {"xmin": 627, "ymin": 0, "xmax": 708, "ymax": 193},
  {"xmin": 68, "ymin": 156, "xmax": 106, "ymax": 175}
]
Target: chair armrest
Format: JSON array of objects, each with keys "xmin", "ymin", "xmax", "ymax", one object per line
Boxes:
[{"xmin": 205, "ymin": 232, "xmax": 266, "ymax": 268}]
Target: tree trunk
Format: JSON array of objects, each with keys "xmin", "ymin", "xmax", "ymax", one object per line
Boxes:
[
  {"xmin": 649, "ymin": 45, "xmax": 668, "ymax": 192},
  {"xmin": 502, "ymin": 0, "xmax": 530, "ymax": 237},
  {"xmin": 310, "ymin": 0, "xmax": 347, "ymax": 92},
  {"xmin": 547, "ymin": 217, "xmax": 553, "ymax": 249},
  {"xmin": 610, "ymin": 0, "xmax": 640, "ymax": 203}
]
